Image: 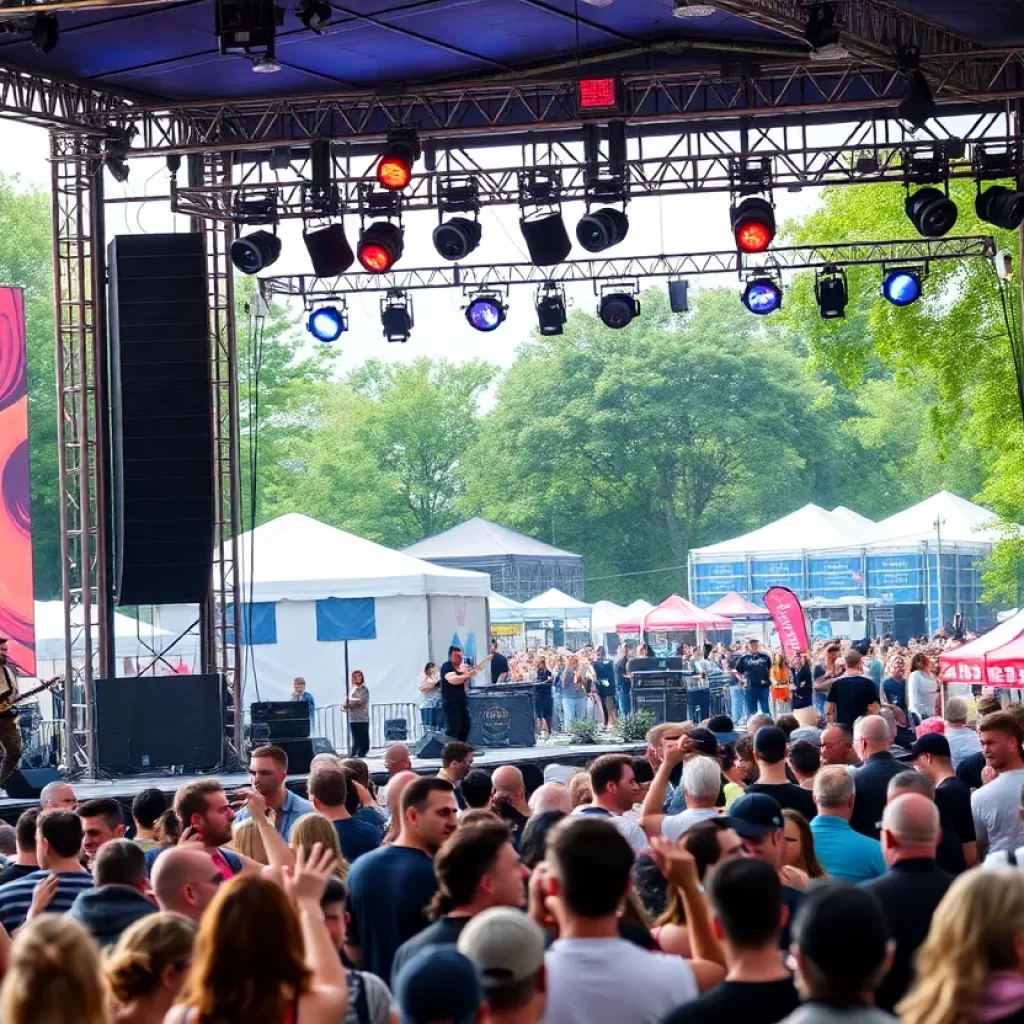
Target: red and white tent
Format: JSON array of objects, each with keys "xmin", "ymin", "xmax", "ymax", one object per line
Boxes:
[
  {"xmin": 705, "ymin": 591, "xmax": 773, "ymax": 621},
  {"xmin": 940, "ymin": 609, "xmax": 1024, "ymax": 687},
  {"xmin": 616, "ymin": 594, "xmax": 731, "ymax": 634}
]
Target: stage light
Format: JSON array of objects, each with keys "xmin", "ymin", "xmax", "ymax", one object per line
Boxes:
[
  {"xmin": 307, "ymin": 306, "xmax": 346, "ymax": 343},
  {"xmin": 576, "ymin": 207, "xmax": 629, "ymax": 253},
  {"xmin": 976, "ymin": 185, "xmax": 1024, "ymax": 231},
  {"xmin": 881, "ymin": 268, "xmax": 922, "ymax": 307},
  {"xmin": 673, "ymin": 0, "xmax": 716, "ymax": 16},
  {"xmin": 535, "ymin": 281, "xmax": 567, "ymax": 336},
  {"xmin": 741, "ymin": 278, "xmax": 782, "ymax": 315},
  {"xmin": 599, "ymin": 290, "xmax": 639, "ymax": 329},
  {"xmin": 805, "ymin": 4, "xmax": 847, "ymax": 59},
  {"xmin": 357, "ymin": 221, "xmax": 404, "ymax": 273},
  {"xmin": 31, "ymin": 13, "xmax": 58, "ymax": 53},
  {"xmin": 815, "ymin": 266, "xmax": 848, "ymax": 319},
  {"xmin": 464, "ymin": 292, "xmax": 507, "ymax": 333},
  {"xmin": 303, "ymin": 223, "xmax": 354, "ymax": 277},
  {"xmin": 577, "ymin": 77, "xmax": 618, "ymax": 111},
  {"xmin": 668, "ymin": 278, "xmax": 689, "ymax": 313},
  {"xmin": 897, "ymin": 70, "xmax": 935, "ymax": 131},
  {"xmin": 381, "ymin": 290, "xmax": 413, "ymax": 343},
  {"xmin": 731, "ymin": 197, "xmax": 775, "ymax": 253},
  {"xmin": 377, "ymin": 130, "xmax": 420, "ymax": 191},
  {"xmin": 520, "ymin": 211, "xmax": 572, "ymax": 267},
  {"xmin": 104, "ymin": 153, "xmax": 130, "ymax": 183},
  {"xmin": 252, "ymin": 46, "xmax": 282, "ymax": 73},
  {"xmin": 296, "ymin": 0, "xmax": 331, "ymax": 32},
  {"xmin": 905, "ymin": 187, "xmax": 957, "ymax": 238},
  {"xmin": 433, "ymin": 217, "xmax": 482, "ymax": 261},
  {"xmin": 231, "ymin": 230, "xmax": 281, "ymax": 274}
]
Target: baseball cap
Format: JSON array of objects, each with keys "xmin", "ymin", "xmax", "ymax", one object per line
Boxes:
[
  {"xmin": 728, "ymin": 793, "xmax": 784, "ymax": 839},
  {"xmin": 688, "ymin": 727, "xmax": 720, "ymax": 757},
  {"xmin": 753, "ymin": 725, "xmax": 787, "ymax": 763},
  {"xmin": 394, "ymin": 947, "xmax": 481, "ymax": 1024},
  {"xmin": 910, "ymin": 733, "xmax": 951, "ymax": 760},
  {"xmin": 457, "ymin": 907, "xmax": 545, "ymax": 990}
]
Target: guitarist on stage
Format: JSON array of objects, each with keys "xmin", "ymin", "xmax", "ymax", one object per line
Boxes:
[{"xmin": 0, "ymin": 636, "xmax": 22, "ymax": 789}]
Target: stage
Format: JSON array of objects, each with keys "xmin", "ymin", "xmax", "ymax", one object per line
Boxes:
[{"xmin": 0, "ymin": 740, "xmax": 646, "ymax": 822}]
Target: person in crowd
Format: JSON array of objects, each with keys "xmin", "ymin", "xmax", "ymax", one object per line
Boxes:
[
  {"xmin": 151, "ymin": 846, "xmax": 224, "ymax": 920},
  {"xmin": 663, "ymin": 857, "xmax": 800, "ymax": 1024},
  {"xmin": 418, "ymin": 661, "xmax": 441, "ymax": 731},
  {"xmin": 438, "ymin": 741, "xmax": 474, "ymax": 810},
  {"xmin": 391, "ymin": 819, "xmax": 528, "ymax": 984},
  {"xmin": 642, "ymin": 747, "xmax": 721, "ymax": 841},
  {"xmin": 344, "ymin": 670, "xmax": 371, "ymax": 758},
  {"xmin": 0, "ymin": 808, "xmax": 92, "ymax": 932},
  {"xmin": 861, "ymin": 792, "xmax": 951, "ymax": 1013},
  {"xmin": 459, "ymin": 905, "xmax": 547, "ymax": 1024},
  {"xmin": 734, "ymin": 638, "xmax": 772, "ymax": 719},
  {"xmin": 382, "ymin": 769, "xmax": 420, "ymax": 844},
  {"xmin": 567, "ymin": 771, "xmax": 592, "ymax": 809},
  {"xmin": 492, "ymin": 765, "xmax": 532, "ymax": 822},
  {"xmin": 876, "ymin": 707, "xmax": 912, "ymax": 759},
  {"xmin": 462, "ymin": 769, "xmax": 494, "ymax": 811},
  {"xmin": 881, "ymin": 653, "xmax": 909, "ymax": 713},
  {"xmin": 782, "ymin": 809, "xmax": 825, "ymax": 879},
  {"xmin": 746, "ymin": 725, "xmax": 816, "ymax": 819},
  {"xmin": 520, "ymin": 811, "xmax": 566, "ymax": 871},
  {"xmin": 788, "ymin": 740, "xmax": 821, "ymax": 791},
  {"xmin": 538, "ymin": 817, "xmax": 722, "ymax": 1023},
  {"xmin": 780, "ymin": 883, "xmax": 895, "ymax": 1024},
  {"xmin": 0, "ymin": 808, "xmax": 37, "ymax": 884},
  {"xmin": 864, "ymin": 644, "xmax": 884, "ymax": 690},
  {"xmin": 105, "ymin": 912, "xmax": 196, "ymax": 1024},
  {"xmin": 533, "ymin": 656, "xmax": 554, "ymax": 738},
  {"xmin": 812, "ymin": 643, "xmax": 844, "ymax": 715},
  {"xmin": 593, "ymin": 646, "xmax": 618, "ymax": 730},
  {"xmin": 708, "ymin": 713, "xmax": 742, "ymax": 746},
  {"xmin": 775, "ymin": 714, "xmax": 800, "ymax": 740},
  {"xmin": 850, "ymin": 715, "xmax": 906, "ymax": 838},
  {"xmin": 490, "ymin": 637, "xmax": 511, "ymax": 685},
  {"xmin": 747, "ymin": 713, "xmax": 775, "ymax": 736},
  {"xmin": 887, "ymin": 770, "xmax": 966, "ymax": 875},
  {"xmin": 440, "ymin": 646, "xmax": 475, "ymax": 743},
  {"xmin": 308, "ymin": 763, "xmax": 380, "ymax": 864},
  {"xmin": 725, "ymin": 735, "xmax": 758, "ymax": 793},
  {"xmin": 0, "ymin": 915, "xmax": 106, "ymax": 1024},
  {"xmin": 809, "ymin": 767, "xmax": 886, "ymax": 883},
  {"xmin": 39, "ymin": 780, "xmax": 77, "ymax": 811},
  {"xmin": 944, "ymin": 695, "xmax": 983, "ymax": 768},
  {"xmin": 820, "ymin": 723, "xmax": 858, "ymax": 767},
  {"xmin": 614, "ymin": 643, "xmax": 633, "ymax": 717},
  {"xmin": 345, "ymin": 776, "xmax": 458, "ymax": 979},
  {"xmin": 974, "ymin": 711, "xmax": 1024, "ymax": 858},
  {"xmin": 394, "ymin": 946, "xmax": 481, "ymax": 1024},
  {"xmin": 629, "ymin": 757, "xmax": 654, "ymax": 816},
  {"xmin": 685, "ymin": 819, "xmax": 746, "ymax": 880},
  {"xmin": 908, "ymin": 652, "xmax": 940, "ymax": 722},
  {"xmin": 79, "ymin": 796, "xmax": 127, "ymax": 865},
  {"xmin": 130, "ymin": 788, "xmax": 168, "ymax": 852},
  {"xmin": 383, "ymin": 743, "xmax": 413, "ymax": 781},
  {"xmin": 293, "ymin": 675, "xmax": 316, "ymax": 729},
  {"xmin": 234, "ymin": 744, "xmax": 315, "ymax": 839},
  {"xmin": 826, "ymin": 649, "xmax": 881, "ymax": 728},
  {"xmin": 291, "ymin": 814, "xmax": 348, "ymax": 883},
  {"xmin": 168, "ymin": 844, "xmax": 348, "ymax": 1024},
  {"xmin": 230, "ymin": 817, "xmax": 270, "ymax": 865},
  {"xmin": 791, "ymin": 651, "xmax": 814, "ymax": 712},
  {"xmin": 580, "ymin": 753, "xmax": 646, "ymax": 851},
  {"xmin": 899, "ymin": 868, "xmax": 1024, "ymax": 1024},
  {"xmin": 0, "ymin": 822, "xmax": 15, "ymax": 861},
  {"xmin": 528, "ymin": 783, "xmax": 571, "ymax": 816},
  {"xmin": 558, "ymin": 654, "xmax": 587, "ymax": 728},
  {"xmin": 338, "ymin": 761, "xmax": 387, "ymax": 837},
  {"xmin": 909, "ymin": 732, "xmax": 978, "ymax": 869},
  {"xmin": 68, "ymin": 838, "xmax": 156, "ymax": 947}
]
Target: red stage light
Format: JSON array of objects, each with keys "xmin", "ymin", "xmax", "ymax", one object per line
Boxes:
[
  {"xmin": 377, "ymin": 155, "xmax": 412, "ymax": 191},
  {"xmin": 359, "ymin": 243, "xmax": 392, "ymax": 272},
  {"xmin": 736, "ymin": 220, "xmax": 772, "ymax": 253},
  {"xmin": 578, "ymin": 77, "xmax": 618, "ymax": 110},
  {"xmin": 357, "ymin": 221, "xmax": 404, "ymax": 273},
  {"xmin": 731, "ymin": 197, "xmax": 776, "ymax": 254}
]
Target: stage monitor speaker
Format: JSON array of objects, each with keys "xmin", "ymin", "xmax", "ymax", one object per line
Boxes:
[
  {"xmin": 413, "ymin": 730, "xmax": 457, "ymax": 759},
  {"xmin": 96, "ymin": 675, "xmax": 223, "ymax": 771},
  {"xmin": 273, "ymin": 737, "xmax": 335, "ymax": 775},
  {"xmin": 250, "ymin": 701, "xmax": 310, "ymax": 742},
  {"xmin": 5, "ymin": 767, "xmax": 62, "ymax": 800},
  {"xmin": 628, "ymin": 656, "xmax": 687, "ymax": 673},
  {"xmin": 109, "ymin": 232, "xmax": 214, "ymax": 606}
]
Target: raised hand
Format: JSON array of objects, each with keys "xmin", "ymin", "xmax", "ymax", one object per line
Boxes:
[
  {"xmin": 649, "ymin": 835, "xmax": 701, "ymax": 891},
  {"xmin": 26, "ymin": 873, "xmax": 59, "ymax": 921},
  {"xmin": 235, "ymin": 786, "xmax": 268, "ymax": 819}
]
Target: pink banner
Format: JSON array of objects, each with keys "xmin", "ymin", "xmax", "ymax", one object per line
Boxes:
[{"xmin": 763, "ymin": 586, "xmax": 810, "ymax": 660}]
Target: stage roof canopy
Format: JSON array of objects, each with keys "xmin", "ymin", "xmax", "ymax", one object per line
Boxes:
[{"xmin": 405, "ymin": 517, "xmax": 578, "ymax": 561}]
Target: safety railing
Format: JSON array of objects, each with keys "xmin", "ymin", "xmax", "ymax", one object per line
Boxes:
[{"xmin": 312, "ymin": 701, "xmax": 423, "ymax": 754}]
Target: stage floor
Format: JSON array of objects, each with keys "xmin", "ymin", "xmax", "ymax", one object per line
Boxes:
[{"xmin": 0, "ymin": 740, "xmax": 645, "ymax": 821}]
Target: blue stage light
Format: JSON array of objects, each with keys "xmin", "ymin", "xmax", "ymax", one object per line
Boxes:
[
  {"xmin": 881, "ymin": 269, "xmax": 922, "ymax": 307},
  {"xmin": 465, "ymin": 295, "xmax": 506, "ymax": 332},
  {"xmin": 741, "ymin": 278, "xmax": 782, "ymax": 315},
  {"xmin": 307, "ymin": 306, "xmax": 346, "ymax": 342}
]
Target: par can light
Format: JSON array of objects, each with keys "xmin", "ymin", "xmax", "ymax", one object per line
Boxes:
[
  {"xmin": 306, "ymin": 306, "xmax": 346, "ymax": 343},
  {"xmin": 599, "ymin": 292, "xmax": 640, "ymax": 330},
  {"xmin": 976, "ymin": 185, "xmax": 1024, "ymax": 231},
  {"xmin": 742, "ymin": 278, "xmax": 782, "ymax": 315},
  {"xmin": 230, "ymin": 229, "xmax": 281, "ymax": 275},
  {"xmin": 731, "ymin": 197, "xmax": 776, "ymax": 253},
  {"xmin": 433, "ymin": 217, "xmax": 482, "ymax": 261},
  {"xmin": 357, "ymin": 221, "xmax": 404, "ymax": 273},
  {"xmin": 905, "ymin": 187, "xmax": 958, "ymax": 238},
  {"xmin": 576, "ymin": 208, "xmax": 629, "ymax": 253},
  {"xmin": 520, "ymin": 211, "xmax": 572, "ymax": 267},
  {"xmin": 376, "ymin": 130, "xmax": 420, "ymax": 191},
  {"xmin": 881, "ymin": 268, "xmax": 922, "ymax": 307},
  {"xmin": 465, "ymin": 293, "xmax": 507, "ymax": 333}
]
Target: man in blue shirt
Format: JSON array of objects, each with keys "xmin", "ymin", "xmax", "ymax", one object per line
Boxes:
[
  {"xmin": 292, "ymin": 676, "xmax": 315, "ymax": 729},
  {"xmin": 309, "ymin": 762, "xmax": 380, "ymax": 863},
  {"xmin": 233, "ymin": 744, "xmax": 314, "ymax": 840},
  {"xmin": 809, "ymin": 766, "xmax": 886, "ymax": 883}
]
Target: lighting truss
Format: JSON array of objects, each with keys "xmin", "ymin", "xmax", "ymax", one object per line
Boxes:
[{"xmin": 259, "ymin": 234, "xmax": 995, "ymax": 299}]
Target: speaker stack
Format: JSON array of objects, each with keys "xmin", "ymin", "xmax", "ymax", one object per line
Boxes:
[{"xmin": 249, "ymin": 701, "xmax": 336, "ymax": 774}]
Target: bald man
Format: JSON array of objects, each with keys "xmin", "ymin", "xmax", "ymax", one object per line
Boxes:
[
  {"xmin": 383, "ymin": 744, "xmax": 412, "ymax": 778},
  {"xmin": 39, "ymin": 781, "xmax": 77, "ymax": 811},
  {"xmin": 850, "ymin": 715, "xmax": 905, "ymax": 839},
  {"xmin": 386, "ymin": 770, "xmax": 420, "ymax": 836},
  {"xmin": 862, "ymin": 792, "xmax": 952, "ymax": 1012},
  {"xmin": 152, "ymin": 846, "xmax": 225, "ymax": 920},
  {"xmin": 492, "ymin": 765, "xmax": 530, "ymax": 819},
  {"xmin": 528, "ymin": 782, "xmax": 571, "ymax": 816}
]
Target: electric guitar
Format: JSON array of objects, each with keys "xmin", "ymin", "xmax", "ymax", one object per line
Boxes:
[{"xmin": 0, "ymin": 676, "xmax": 63, "ymax": 715}]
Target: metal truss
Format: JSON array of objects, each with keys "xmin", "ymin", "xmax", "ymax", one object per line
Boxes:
[
  {"xmin": 260, "ymin": 235, "xmax": 996, "ymax": 298},
  {"xmin": 0, "ymin": 66, "xmax": 128, "ymax": 131},
  {"xmin": 169, "ymin": 111, "xmax": 1018, "ymax": 222}
]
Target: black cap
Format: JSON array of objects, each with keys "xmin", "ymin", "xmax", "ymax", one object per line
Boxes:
[
  {"xmin": 689, "ymin": 727, "xmax": 720, "ymax": 757},
  {"xmin": 753, "ymin": 725, "xmax": 787, "ymax": 763},
  {"xmin": 708, "ymin": 714, "xmax": 734, "ymax": 734},
  {"xmin": 910, "ymin": 733, "xmax": 951, "ymax": 760},
  {"xmin": 728, "ymin": 793, "xmax": 784, "ymax": 838}
]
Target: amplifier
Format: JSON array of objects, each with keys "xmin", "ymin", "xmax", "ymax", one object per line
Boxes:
[
  {"xmin": 251, "ymin": 701, "xmax": 310, "ymax": 742},
  {"xmin": 633, "ymin": 672, "xmax": 687, "ymax": 689},
  {"xmin": 628, "ymin": 656, "xmax": 687, "ymax": 673}
]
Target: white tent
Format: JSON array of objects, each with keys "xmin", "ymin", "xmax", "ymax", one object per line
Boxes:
[
  {"xmin": 591, "ymin": 599, "xmax": 626, "ymax": 647},
  {"xmin": 489, "ymin": 591, "xmax": 527, "ymax": 624},
  {"xmin": 869, "ymin": 490, "xmax": 1002, "ymax": 547},
  {"xmin": 621, "ymin": 599, "xmax": 655, "ymax": 618},
  {"xmin": 522, "ymin": 588, "xmax": 593, "ymax": 621}
]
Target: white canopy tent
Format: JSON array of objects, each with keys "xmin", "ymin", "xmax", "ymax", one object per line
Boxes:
[
  {"xmin": 870, "ymin": 490, "xmax": 1002, "ymax": 547},
  {"xmin": 692, "ymin": 504, "xmax": 874, "ymax": 557},
  {"xmin": 591, "ymin": 600, "xmax": 626, "ymax": 648}
]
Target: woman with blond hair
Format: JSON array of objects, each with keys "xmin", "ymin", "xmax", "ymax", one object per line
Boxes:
[
  {"xmin": 900, "ymin": 868, "xmax": 1024, "ymax": 1024},
  {"xmin": 290, "ymin": 813, "xmax": 349, "ymax": 882},
  {"xmin": 0, "ymin": 915, "xmax": 107, "ymax": 1024},
  {"xmin": 106, "ymin": 912, "xmax": 196, "ymax": 1024},
  {"xmin": 228, "ymin": 818, "xmax": 270, "ymax": 865}
]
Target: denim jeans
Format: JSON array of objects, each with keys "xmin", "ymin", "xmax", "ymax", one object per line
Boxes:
[
  {"xmin": 813, "ymin": 692, "xmax": 828, "ymax": 719},
  {"xmin": 688, "ymin": 688, "xmax": 710, "ymax": 724},
  {"xmin": 616, "ymin": 686, "xmax": 632, "ymax": 716},
  {"xmin": 744, "ymin": 684, "xmax": 770, "ymax": 717},
  {"xmin": 729, "ymin": 685, "xmax": 745, "ymax": 723},
  {"xmin": 562, "ymin": 695, "xmax": 588, "ymax": 728}
]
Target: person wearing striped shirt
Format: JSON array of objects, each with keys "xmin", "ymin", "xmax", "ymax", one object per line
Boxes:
[{"xmin": 0, "ymin": 809, "xmax": 91, "ymax": 932}]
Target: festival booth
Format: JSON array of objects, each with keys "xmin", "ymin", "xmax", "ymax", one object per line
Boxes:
[
  {"xmin": 616, "ymin": 594, "xmax": 732, "ymax": 640},
  {"xmin": 155, "ymin": 513, "xmax": 491, "ymax": 707},
  {"xmin": 489, "ymin": 591, "xmax": 528, "ymax": 651},
  {"xmin": 705, "ymin": 591, "xmax": 772, "ymax": 642},
  {"xmin": 591, "ymin": 600, "xmax": 627, "ymax": 652},
  {"xmin": 940, "ymin": 609, "xmax": 1024, "ymax": 692},
  {"xmin": 522, "ymin": 588, "xmax": 592, "ymax": 649}
]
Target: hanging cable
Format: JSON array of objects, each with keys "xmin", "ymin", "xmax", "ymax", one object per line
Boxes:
[{"xmin": 244, "ymin": 296, "xmax": 266, "ymax": 702}]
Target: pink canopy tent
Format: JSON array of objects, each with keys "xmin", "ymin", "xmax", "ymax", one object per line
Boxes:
[
  {"xmin": 940, "ymin": 609, "xmax": 1024, "ymax": 687},
  {"xmin": 705, "ymin": 591, "xmax": 773, "ymax": 621},
  {"xmin": 616, "ymin": 594, "xmax": 731, "ymax": 634}
]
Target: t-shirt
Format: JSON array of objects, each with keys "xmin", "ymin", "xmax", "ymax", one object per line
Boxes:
[
  {"xmin": 0, "ymin": 862, "xmax": 37, "ymax": 887},
  {"xmin": 593, "ymin": 659, "xmax": 616, "ymax": 691},
  {"xmin": 736, "ymin": 653, "xmax": 772, "ymax": 688},
  {"xmin": 575, "ymin": 805, "xmax": 648, "ymax": 852},
  {"xmin": 936, "ymin": 777, "xmax": 976, "ymax": 846},
  {"xmin": 908, "ymin": 670, "xmax": 939, "ymax": 720},
  {"xmin": 746, "ymin": 782, "xmax": 816, "ymax": 820},
  {"xmin": 541, "ymin": 937, "xmax": 698, "ymax": 1024},
  {"xmin": 865, "ymin": 658, "xmax": 883, "ymax": 688},
  {"xmin": 945, "ymin": 726, "xmax": 982, "ymax": 769},
  {"xmin": 490, "ymin": 653, "xmax": 510, "ymax": 685},
  {"xmin": 346, "ymin": 845, "xmax": 439, "ymax": 980},
  {"xmin": 663, "ymin": 977, "xmax": 800, "ymax": 1024},
  {"xmin": 344, "ymin": 971, "xmax": 394, "ymax": 1024},
  {"xmin": 390, "ymin": 915, "xmax": 469, "ymax": 989},
  {"xmin": 972, "ymin": 768, "xmax": 1024, "ymax": 858},
  {"xmin": 439, "ymin": 661, "xmax": 468, "ymax": 705},
  {"xmin": 881, "ymin": 676, "xmax": 907, "ymax": 711},
  {"xmin": 348, "ymin": 684, "xmax": 370, "ymax": 724},
  {"xmin": 333, "ymin": 817, "xmax": 381, "ymax": 864},
  {"xmin": 661, "ymin": 807, "xmax": 722, "ymax": 842},
  {"xmin": 615, "ymin": 656, "xmax": 632, "ymax": 691},
  {"xmin": 957, "ymin": 750, "xmax": 986, "ymax": 791},
  {"xmin": 0, "ymin": 869, "xmax": 94, "ymax": 932},
  {"xmin": 827, "ymin": 675, "xmax": 879, "ymax": 727}
]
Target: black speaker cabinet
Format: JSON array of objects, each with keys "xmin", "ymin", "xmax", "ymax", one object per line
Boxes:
[
  {"xmin": 96, "ymin": 675, "xmax": 223, "ymax": 771},
  {"xmin": 108, "ymin": 233, "xmax": 214, "ymax": 606},
  {"xmin": 250, "ymin": 701, "xmax": 311, "ymax": 742},
  {"xmin": 273, "ymin": 737, "xmax": 335, "ymax": 775},
  {"xmin": 5, "ymin": 767, "xmax": 63, "ymax": 799},
  {"xmin": 413, "ymin": 730, "xmax": 457, "ymax": 759}
]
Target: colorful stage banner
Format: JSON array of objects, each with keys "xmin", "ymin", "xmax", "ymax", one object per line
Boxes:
[
  {"xmin": 0, "ymin": 288, "xmax": 34, "ymax": 676},
  {"xmin": 763, "ymin": 586, "xmax": 810, "ymax": 661}
]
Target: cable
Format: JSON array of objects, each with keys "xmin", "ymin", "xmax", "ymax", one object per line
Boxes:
[{"xmin": 244, "ymin": 300, "xmax": 264, "ymax": 704}]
